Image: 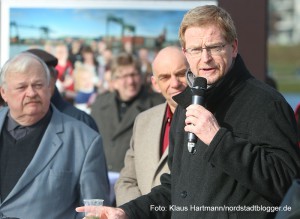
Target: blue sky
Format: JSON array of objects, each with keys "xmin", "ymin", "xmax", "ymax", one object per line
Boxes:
[{"xmin": 10, "ymin": 8, "xmax": 187, "ymax": 41}]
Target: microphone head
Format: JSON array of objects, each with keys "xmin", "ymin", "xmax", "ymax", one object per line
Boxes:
[{"xmin": 191, "ymin": 77, "xmax": 207, "ymax": 96}]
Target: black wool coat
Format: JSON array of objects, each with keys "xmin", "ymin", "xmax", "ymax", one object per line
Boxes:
[{"xmin": 121, "ymin": 54, "xmax": 300, "ymax": 219}]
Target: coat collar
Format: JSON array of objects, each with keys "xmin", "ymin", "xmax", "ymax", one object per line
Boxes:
[{"xmin": 51, "ymin": 86, "xmax": 70, "ymax": 111}]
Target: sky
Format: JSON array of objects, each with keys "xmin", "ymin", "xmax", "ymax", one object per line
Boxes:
[{"xmin": 10, "ymin": 8, "xmax": 187, "ymax": 41}]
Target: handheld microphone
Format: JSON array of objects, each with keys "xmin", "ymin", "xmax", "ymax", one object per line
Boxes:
[{"xmin": 187, "ymin": 77, "xmax": 207, "ymax": 154}]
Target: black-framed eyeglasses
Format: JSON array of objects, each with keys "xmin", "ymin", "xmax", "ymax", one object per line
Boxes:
[{"xmin": 184, "ymin": 44, "xmax": 227, "ymax": 58}]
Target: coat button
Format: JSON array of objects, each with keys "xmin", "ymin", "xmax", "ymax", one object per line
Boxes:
[{"xmin": 181, "ymin": 191, "xmax": 187, "ymax": 198}]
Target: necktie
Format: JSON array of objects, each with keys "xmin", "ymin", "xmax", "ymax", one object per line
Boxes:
[
  {"xmin": 162, "ymin": 117, "xmax": 171, "ymax": 155},
  {"xmin": 13, "ymin": 126, "xmax": 27, "ymax": 140}
]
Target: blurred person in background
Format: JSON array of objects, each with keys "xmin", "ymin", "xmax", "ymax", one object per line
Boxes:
[
  {"xmin": 137, "ymin": 47, "xmax": 153, "ymax": 92},
  {"xmin": 68, "ymin": 38, "xmax": 83, "ymax": 66},
  {"xmin": 91, "ymin": 52, "xmax": 164, "ymax": 172},
  {"xmin": 54, "ymin": 42, "xmax": 75, "ymax": 104},
  {"xmin": 80, "ymin": 45, "xmax": 101, "ymax": 93},
  {"xmin": 103, "ymin": 67, "xmax": 114, "ymax": 93},
  {"xmin": 90, "ymin": 52, "xmax": 164, "ymax": 205},
  {"xmin": 115, "ymin": 46, "xmax": 188, "ymax": 206},
  {"xmin": 26, "ymin": 48, "xmax": 99, "ymax": 132},
  {"xmin": 73, "ymin": 61, "xmax": 97, "ymax": 114},
  {"xmin": 96, "ymin": 40, "xmax": 108, "ymax": 64},
  {"xmin": 43, "ymin": 41, "xmax": 56, "ymax": 55},
  {"xmin": 99, "ymin": 49, "xmax": 114, "ymax": 93},
  {"xmin": 85, "ymin": 48, "xmax": 114, "ymax": 107},
  {"xmin": 122, "ymin": 41, "xmax": 136, "ymax": 56},
  {"xmin": 0, "ymin": 52, "xmax": 109, "ymax": 218},
  {"xmin": 89, "ymin": 39, "xmax": 99, "ymax": 56},
  {"xmin": 81, "ymin": 45, "xmax": 100, "ymax": 75}
]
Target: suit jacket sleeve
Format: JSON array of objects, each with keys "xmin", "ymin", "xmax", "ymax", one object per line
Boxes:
[
  {"xmin": 79, "ymin": 134, "xmax": 110, "ymax": 206},
  {"xmin": 115, "ymin": 120, "xmax": 142, "ymax": 206}
]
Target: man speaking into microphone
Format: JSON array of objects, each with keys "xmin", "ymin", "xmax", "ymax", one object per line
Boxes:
[{"xmin": 76, "ymin": 5, "xmax": 300, "ymax": 219}]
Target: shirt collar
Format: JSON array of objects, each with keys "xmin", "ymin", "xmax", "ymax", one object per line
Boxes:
[
  {"xmin": 7, "ymin": 113, "xmax": 19, "ymax": 132},
  {"xmin": 6, "ymin": 108, "xmax": 52, "ymax": 132}
]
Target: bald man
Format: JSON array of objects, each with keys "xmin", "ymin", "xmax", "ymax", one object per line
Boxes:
[{"xmin": 115, "ymin": 46, "xmax": 189, "ymax": 206}]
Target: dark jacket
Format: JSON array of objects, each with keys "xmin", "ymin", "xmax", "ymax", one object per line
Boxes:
[
  {"xmin": 121, "ymin": 54, "xmax": 300, "ymax": 219},
  {"xmin": 91, "ymin": 87, "xmax": 164, "ymax": 172},
  {"xmin": 51, "ymin": 87, "xmax": 99, "ymax": 132}
]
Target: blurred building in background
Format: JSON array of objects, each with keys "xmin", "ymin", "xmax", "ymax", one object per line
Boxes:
[{"xmin": 269, "ymin": 0, "xmax": 300, "ymax": 45}]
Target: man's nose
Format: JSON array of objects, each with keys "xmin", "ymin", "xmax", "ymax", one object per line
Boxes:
[
  {"xmin": 200, "ymin": 49, "xmax": 213, "ymax": 62},
  {"xmin": 170, "ymin": 75, "xmax": 182, "ymax": 88},
  {"xmin": 26, "ymin": 86, "xmax": 37, "ymax": 96}
]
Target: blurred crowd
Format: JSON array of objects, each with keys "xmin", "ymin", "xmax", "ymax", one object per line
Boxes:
[{"xmin": 36, "ymin": 38, "xmax": 161, "ymax": 114}]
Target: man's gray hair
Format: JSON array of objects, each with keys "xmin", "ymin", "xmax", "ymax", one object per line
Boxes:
[{"xmin": 0, "ymin": 52, "xmax": 51, "ymax": 88}]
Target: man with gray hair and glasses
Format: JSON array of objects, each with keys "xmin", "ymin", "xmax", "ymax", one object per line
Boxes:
[{"xmin": 78, "ymin": 4, "xmax": 299, "ymax": 218}]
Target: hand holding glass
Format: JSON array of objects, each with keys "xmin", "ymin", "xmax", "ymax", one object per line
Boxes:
[{"xmin": 83, "ymin": 199, "xmax": 104, "ymax": 219}]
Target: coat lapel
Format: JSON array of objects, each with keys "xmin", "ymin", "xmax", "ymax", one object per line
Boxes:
[
  {"xmin": 0, "ymin": 107, "xmax": 8, "ymax": 133},
  {"xmin": 153, "ymin": 147, "xmax": 169, "ymax": 178},
  {"xmin": 3, "ymin": 106, "xmax": 63, "ymax": 203},
  {"xmin": 99, "ymin": 95, "xmax": 120, "ymax": 138},
  {"xmin": 146, "ymin": 109, "xmax": 164, "ymax": 165},
  {"xmin": 144, "ymin": 104, "xmax": 168, "ymax": 179}
]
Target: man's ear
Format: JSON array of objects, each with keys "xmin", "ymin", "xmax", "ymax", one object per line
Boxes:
[
  {"xmin": 0, "ymin": 87, "xmax": 7, "ymax": 102},
  {"xmin": 111, "ymin": 79, "xmax": 118, "ymax": 90},
  {"xmin": 232, "ymin": 39, "xmax": 238, "ymax": 57}
]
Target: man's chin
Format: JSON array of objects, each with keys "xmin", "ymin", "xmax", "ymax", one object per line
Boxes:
[
  {"xmin": 25, "ymin": 101, "xmax": 40, "ymax": 106},
  {"xmin": 126, "ymin": 91, "xmax": 139, "ymax": 99},
  {"xmin": 24, "ymin": 105, "xmax": 42, "ymax": 113}
]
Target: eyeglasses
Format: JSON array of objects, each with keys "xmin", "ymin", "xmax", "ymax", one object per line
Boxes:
[
  {"xmin": 184, "ymin": 44, "xmax": 227, "ymax": 58},
  {"xmin": 115, "ymin": 72, "xmax": 140, "ymax": 80}
]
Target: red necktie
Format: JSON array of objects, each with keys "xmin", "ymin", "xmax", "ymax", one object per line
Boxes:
[{"xmin": 162, "ymin": 117, "xmax": 171, "ymax": 155}]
